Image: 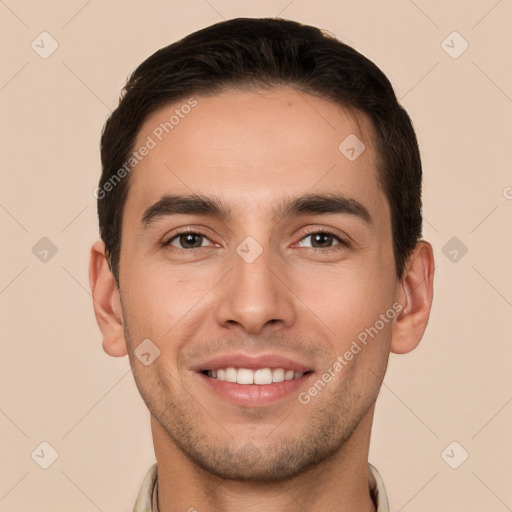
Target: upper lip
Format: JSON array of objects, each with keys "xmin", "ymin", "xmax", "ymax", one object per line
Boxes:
[{"xmin": 193, "ymin": 353, "xmax": 314, "ymax": 373}]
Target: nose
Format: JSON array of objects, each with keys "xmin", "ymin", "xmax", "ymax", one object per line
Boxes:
[{"xmin": 215, "ymin": 244, "xmax": 296, "ymax": 335}]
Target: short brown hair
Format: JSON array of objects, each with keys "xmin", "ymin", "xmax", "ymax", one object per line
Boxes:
[{"xmin": 98, "ymin": 17, "xmax": 423, "ymax": 283}]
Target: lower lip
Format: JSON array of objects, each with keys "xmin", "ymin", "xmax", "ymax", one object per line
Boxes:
[{"xmin": 197, "ymin": 372, "xmax": 313, "ymax": 407}]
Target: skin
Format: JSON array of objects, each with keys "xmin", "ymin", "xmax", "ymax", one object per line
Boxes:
[{"xmin": 90, "ymin": 87, "xmax": 434, "ymax": 512}]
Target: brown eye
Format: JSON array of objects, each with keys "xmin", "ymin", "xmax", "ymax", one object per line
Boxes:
[
  {"xmin": 311, "ymin": 233, "xmax": 335, "ymax": 248},
  {"xmin": 298, "ymin": 231, "xmax": 346, "ymax": 249},
  {"xmin": 167, "ymin": 232, "xmax": 209, "ymax": 249}
]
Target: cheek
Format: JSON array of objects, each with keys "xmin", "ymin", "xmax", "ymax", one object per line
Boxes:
[
  {"xmin": 120, "ymin": 260, "xmax": 217, "ymax": 343},
  {"xmin": 293, "ymin": 260, "xmax": 396, "ymax": 353}
]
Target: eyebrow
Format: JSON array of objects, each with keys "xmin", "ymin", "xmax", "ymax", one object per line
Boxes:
[{"xmin": 140, "ymin": 192, "xmax": 372, "ymax": 228}]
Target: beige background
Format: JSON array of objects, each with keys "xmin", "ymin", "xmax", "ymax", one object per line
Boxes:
[{"xmin": 1, "ymin": 0, "xmax": 511, "ymax": 510}]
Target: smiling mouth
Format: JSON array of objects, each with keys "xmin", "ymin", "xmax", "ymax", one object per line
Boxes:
[{"xmin": 201, "ymin": 367, "xmax": 313, "ymax": 385}]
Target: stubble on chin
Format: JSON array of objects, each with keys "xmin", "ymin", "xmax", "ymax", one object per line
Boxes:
[{"xmin": 138, "ymin": 367, "xmax": 378, "ymax": 483}]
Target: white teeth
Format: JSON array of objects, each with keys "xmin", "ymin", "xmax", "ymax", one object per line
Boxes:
[
  {"xmin": 225, "ymin": 367, "xmax": 237, "ymax": 383},
  {"xmin": 272, "ymin": 368, "xmax": 285, "ymax": 383},
  {"xmin": 284, "ymin": 370, "xmax": 295, "ymax": 381},
  {"xmin": 237, "ymin": 368, "xmax": 254, "ymax": 385},
  {"xmin": 208, "ymin": 367, "xmax": 306, "ymax": 384},
  {"xmin": 254, "ymin": 368, "xmax": 273, "ymax": 385}
]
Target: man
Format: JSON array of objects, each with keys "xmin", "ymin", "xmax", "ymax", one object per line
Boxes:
[{"xmin": 89, "ymin": 17, "xmax": 434, "ymax": 512}]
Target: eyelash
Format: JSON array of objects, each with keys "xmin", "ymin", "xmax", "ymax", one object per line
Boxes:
[{"xmin": 162, "ymin": 228, "xmax": 350, "ymax": 252}]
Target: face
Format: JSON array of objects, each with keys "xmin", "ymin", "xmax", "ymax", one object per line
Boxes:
[{"xmin": 117, "ymin": 87, "xmax": 400, "ymax": 481}]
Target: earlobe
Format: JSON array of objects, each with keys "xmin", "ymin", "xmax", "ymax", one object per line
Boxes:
[
  {"xmin": 390, "ymin": 241, "xmax": 435, "ymax": 355},
  {"xmin": 89, "ymin": 240, "xmax": 128, "ymax": 357}
]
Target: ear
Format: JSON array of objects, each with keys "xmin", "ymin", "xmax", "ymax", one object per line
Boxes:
[
  {"xmin": 89, "ymin": 240, "xmax": 128, "ymax": 357},
  {"xmin": 391, "ymin": 241, "xmax": 435, "ymax": 354}
]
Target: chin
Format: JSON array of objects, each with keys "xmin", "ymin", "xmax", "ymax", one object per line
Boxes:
[{"xmin": 171, "ymin": 434, "xmax": 345, "ymax": 483}]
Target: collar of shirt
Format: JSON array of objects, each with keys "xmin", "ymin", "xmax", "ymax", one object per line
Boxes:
[{"xmin": 133, "ymin": 462, "xmax": 390, "ymax": 512}]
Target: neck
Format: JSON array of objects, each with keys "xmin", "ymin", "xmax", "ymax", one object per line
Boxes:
[{"xmin": 151, "ymin": 406, "xmax": 377, "ymax": 512}]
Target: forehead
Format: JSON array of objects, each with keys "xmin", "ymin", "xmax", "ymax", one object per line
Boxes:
[{"xmin": 124, "ymin": 87, "xmax": 388, "ymax": 224}]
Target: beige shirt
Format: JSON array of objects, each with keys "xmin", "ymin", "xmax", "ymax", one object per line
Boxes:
[{"xmin": 133, "ymin": 462, "xmax": 390, "ymax": 511}]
